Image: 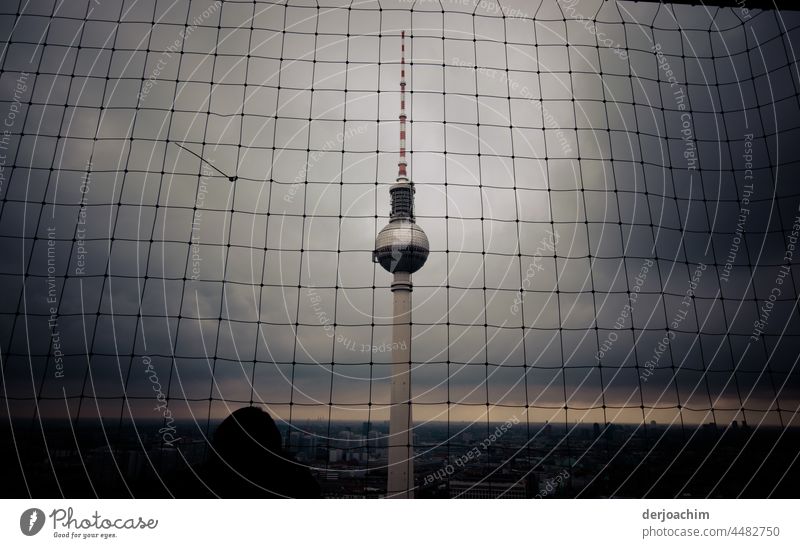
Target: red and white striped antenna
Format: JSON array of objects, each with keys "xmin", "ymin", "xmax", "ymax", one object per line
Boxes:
[{"xmin": 398, "ymin": 30, "xmax": 407, "ymax": 180}]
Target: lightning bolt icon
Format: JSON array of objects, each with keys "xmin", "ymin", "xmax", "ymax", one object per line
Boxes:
[{"xmin": 28, "ymin": 510, "xmax": 38, "ymax": 532}]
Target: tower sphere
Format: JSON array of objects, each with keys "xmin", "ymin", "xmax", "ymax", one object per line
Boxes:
[{"xmin": 373, "ymin": 218, "xmax": 429, "ymax": 274}]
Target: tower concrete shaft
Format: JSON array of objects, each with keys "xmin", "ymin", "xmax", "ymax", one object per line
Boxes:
[{"xmin": 387, "ymin": 271, "xmax": 413, "ymax": 498}]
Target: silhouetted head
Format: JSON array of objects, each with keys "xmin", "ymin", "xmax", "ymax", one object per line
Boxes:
[
  {"xmin": 213, "ymin": 406, "xmax": 283, "ymax": 464},
  {"xmin": 205, "ymin": 406, "xmax": 319, "ymax": 498}
]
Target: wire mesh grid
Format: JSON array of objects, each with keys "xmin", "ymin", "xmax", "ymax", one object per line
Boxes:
[{"xmin": 1, "ymin": 0, "xmax": 799, "ymax": 497}]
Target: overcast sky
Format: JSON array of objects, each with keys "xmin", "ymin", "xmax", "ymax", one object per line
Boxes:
[{"xmin": 1, "ymin": 0, "xmax": 799, "ymax": 430}]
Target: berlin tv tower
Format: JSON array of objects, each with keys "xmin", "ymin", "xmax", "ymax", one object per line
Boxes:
[{"xmin": 372, "ymin": 30, "xmax": 429, "ymax": 498}]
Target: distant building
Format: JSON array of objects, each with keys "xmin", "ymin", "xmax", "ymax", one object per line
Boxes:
[{"xmin": 449, "ymin": 480, "xmax": 527, "ymax": 499}]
